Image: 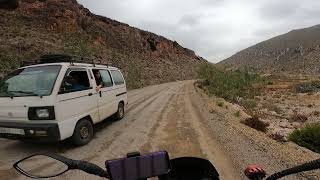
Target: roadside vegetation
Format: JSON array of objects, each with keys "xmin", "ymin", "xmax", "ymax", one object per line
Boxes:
[
  {"xmin": 295, "ymin": 81, "xmax": 320, "ymax": 93},
  {"xmin": 197, "ymin": 63, "xmax": 263, "ymax": 102},
  {"xmin": 0, "ymin": 54, "xmax": 21, "ymax": 76},
  {"xmin": 197, "ymin": 63, "xmax": 320, "ymax": 154},
  {"xmin": 289, "ymin": 123, "xmax": 320, "ymax": 153},
  {"xmin": 242, "ymin": 115, "xmax": 269, "ymax": 133},
  {"xmin": 197, "ymin": 63, "xmax": 264, "ymax": 114},
  {"xmin": 197, "ymin": 63, "xmax": 269, "ymax": 130}
]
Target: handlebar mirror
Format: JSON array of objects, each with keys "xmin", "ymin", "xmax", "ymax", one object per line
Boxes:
[{"xmin": 13, "ymin": 154, "xmax": 69, "ymax": 178}]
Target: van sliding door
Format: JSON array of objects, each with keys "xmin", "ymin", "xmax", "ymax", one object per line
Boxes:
[{"xmin": 92, "ymin": 69, "xmax": 117, "ymax": 121}]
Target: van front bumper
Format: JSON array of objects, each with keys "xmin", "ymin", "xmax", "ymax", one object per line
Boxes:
[{"xmin": 0, "ymin": 122, "xmax": 61, "ymax": 142}]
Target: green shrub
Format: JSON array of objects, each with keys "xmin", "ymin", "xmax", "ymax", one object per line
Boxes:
[
  {"xmin": 197, "ymin": 63, "xmax": 263, "ymax": 102},
  {"xmin": 125, "ymin": 60, "xmax": 144, "ymax": 89},
  {"xmin": 295, "ymin": 81, "xmax": 320, "ymax": 93},
  {"xmin": 239, "ymin": 99, "xmax": 257, "ymax": 111},
  {"xmin": 234, "ymin": 111, "xmax": 241, "ymax": 117},
  {"xmin": 0, "ymin": 54, "xmax": 21, "ymax": 75},
  {"xmin": 289, "ymin": 123, "xmax": 320, "ymax": 153},
  {"xmin": 289, "ymin": 113, "xmax": 308, "ymax": 123},
  {"xmin": 262, "ymin": 102, "xmax": 282, "ymax": 114},
  {"xmin": 242, "ymin": 115, "xmax": 269, "ymax": 132},
  {"xmin": 62, "ymin": 32, "xmax": 101, "ymax": 58},
  {"xmin": 272, "ymin": 94, "xmax": 281, "ymax": 99},
  {"xmin": 217, "ymin": 101, "xmax": 224, "ymax": 107},
  {"xmin": 267, "ymin": 81, "xmax": 273, "ymax": 85}
]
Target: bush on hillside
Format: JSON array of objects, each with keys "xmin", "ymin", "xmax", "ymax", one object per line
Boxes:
[
  {"xmin": 0, "ymin": 54, "xmax": 20, "ymax": 76},
  {"xmin": 198, "ymin": 63, "xmax": 263, "ymax": 102},
  {"xmin": 289, "ymin": 123, "xmax": 320, "ymax": 153},
  {"xmin": 242, "ymin": 115, "xmax": 269, "ymax": 133},
  {"xmin": 295, "ymin": 81, "xmax": 320, "ymax": 93}
]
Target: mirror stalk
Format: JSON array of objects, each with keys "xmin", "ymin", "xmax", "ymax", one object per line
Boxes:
[{"xmin": 47, "ymin": 154, "xmax": 109, "ymax": 178}]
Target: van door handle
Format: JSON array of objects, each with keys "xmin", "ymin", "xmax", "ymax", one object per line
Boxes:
[{"xmin": 88, "ymin": 93, "xmax": 93, "ymax": 96}]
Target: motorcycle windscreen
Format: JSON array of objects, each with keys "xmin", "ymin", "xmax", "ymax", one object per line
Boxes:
[{"xmin": 106, "ymin": 151, "xmax": 170, "ymax": 180}]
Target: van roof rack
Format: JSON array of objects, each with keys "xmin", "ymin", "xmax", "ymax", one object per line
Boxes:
[{"xmin": 21, "ymin": 54, "xmax": 110, "ymax": 67}]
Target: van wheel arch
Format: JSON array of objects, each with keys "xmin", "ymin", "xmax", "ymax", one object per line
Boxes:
[
  {"xmin": 82, "ymin": 115, "xmax": 94, "ymax": 126},
  {"xmin": 71, "ymin": 117, "xmax": 94, "ymax": 146},
  {"xmin": 115, "ymin": 101, "xmax": 125, "ymax": 120}
]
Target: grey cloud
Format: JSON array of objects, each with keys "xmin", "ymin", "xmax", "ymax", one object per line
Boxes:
[
  {"xmin": 259, "ymin": 1, "xmax": 301, "ymax": 21},
  {"xmin": 77, "ymin": 0, "xmax": 320, "ymax": 63},
  {"xmin": 179, "ymin": 14, "xmax": 202, "ymax": 26}
]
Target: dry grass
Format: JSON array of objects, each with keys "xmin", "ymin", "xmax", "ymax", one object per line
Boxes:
[
  {"xmin": 262, "ymin": 101, "xmax": 282, "ymax": 114},
  {"xmin": 216, "ymin": 101, "xmax": 224, "ymax": 107},
  {"xmin": 234, "ymin": 111, "xmax": 241, "ymax": 117},
  {"xmin": 289, "ymin": 113, "xmax": 308, "ymax": 123}
]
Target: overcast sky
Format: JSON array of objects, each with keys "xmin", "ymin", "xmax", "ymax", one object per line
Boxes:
[{"xmin": 77, "ymin": 0, "xmax": 320, "ymax": 63}]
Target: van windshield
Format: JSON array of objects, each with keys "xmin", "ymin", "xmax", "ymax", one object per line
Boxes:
[{"xmin": 0, "ymin": 65, "xmax": 61, "ymax": 97}]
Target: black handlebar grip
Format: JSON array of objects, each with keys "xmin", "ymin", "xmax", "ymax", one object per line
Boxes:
[
  {"xmin": 76, "ymin": 160, "xmax": 109, "ymax": 178},
  {"xmin": 266, "ymin": 158, "xmax": 320, "ymax": 180}
]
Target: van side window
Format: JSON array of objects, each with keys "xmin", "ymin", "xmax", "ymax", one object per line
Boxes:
[
  {"xmin": 59, "ymin": 69, "xmax": 91, "ymax": 94},
  {"xmin": 93, "ymin": 69, "xmax": 113, "ymax": 87},
  {"xmin": 111, "ymin": 70, "xmax": 125, "ymax": 85}
]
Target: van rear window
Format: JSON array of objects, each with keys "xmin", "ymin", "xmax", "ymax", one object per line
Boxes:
[{"xmin": 111, "ymin": 70, "xmax": 125, "ymax": 85}]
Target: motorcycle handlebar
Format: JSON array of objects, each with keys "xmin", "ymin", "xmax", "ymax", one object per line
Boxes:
[
  {"xmin": 71, "ymin": 160, "xmax": 109, "ymax": 178},
  {"xmin": 48, "ymin": 154, "xmax": 109, "ymax": 178}
]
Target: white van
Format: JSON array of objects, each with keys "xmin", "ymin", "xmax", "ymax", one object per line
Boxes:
[{"xmin": 0, "ymin": 55, "xmax": 127, "ymax": 145}]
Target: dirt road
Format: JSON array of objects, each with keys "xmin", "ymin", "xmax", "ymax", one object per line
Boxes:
[{"xmin": 0, "ymin": 81, "xmax": 319, "ymax": 180}]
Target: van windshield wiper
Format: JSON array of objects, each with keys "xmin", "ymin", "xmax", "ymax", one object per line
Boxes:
[{"xmin": 8, "ymin": 91, "xmax": 40, "ymax": 96}]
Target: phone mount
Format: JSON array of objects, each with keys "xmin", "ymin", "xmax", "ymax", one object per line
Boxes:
[
  {"xmin": 127, "ymin": 152, "xmax": 141, "ymax": 158},
  {"xmin": 126, "ymin": 152, "xmax": 147, "ymax": 180}
]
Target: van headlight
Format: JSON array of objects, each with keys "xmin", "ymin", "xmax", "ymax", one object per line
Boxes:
[
  {"xmin": 36, "ymin": 109, "xmax": 49, "ymax": 118},
  {"xmin": 28, "ymin": 106, "xmax": 55, "ymax": 120}
]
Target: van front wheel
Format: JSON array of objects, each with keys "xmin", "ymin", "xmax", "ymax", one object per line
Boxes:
[
  {"xmin": 115, "ymin": 103, "xmax": 125, "ymax": 120},
  {"xmin": 71, "ymin": 119, "xmax": 93, "ymax": 146}
]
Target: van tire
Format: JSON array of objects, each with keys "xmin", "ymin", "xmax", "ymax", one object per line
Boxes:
[
  {"xmin": 71, "ymin": 119, "xmax": 93, "ymax": 146},
  {"xmin": 115, "ymin": 102, "xmax": 125, "ymax": 120}
]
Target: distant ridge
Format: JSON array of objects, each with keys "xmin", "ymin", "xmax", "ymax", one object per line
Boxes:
[{"xmin": 220, "ymin": 25, "xmax": 320, "ymax": 75}]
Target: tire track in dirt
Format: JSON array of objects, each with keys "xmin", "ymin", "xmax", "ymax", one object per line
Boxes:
[
  {"xmin": 144, "ymin": 81, "xmax": 239, "ymax": 179},
  {"xmin": 96, "ymin": 84, "xmax": 177, "ymax": 153},
  {"xmin": 126, "ymin": 84, "xmax": 171, "ymax": 112},
  {"xmin": 140, "ymin": 85, "xmax": 184, "ymax": 152},
  {"xmin": 184, "ymin": 82, "xmax": 240, "ymax": 180}
]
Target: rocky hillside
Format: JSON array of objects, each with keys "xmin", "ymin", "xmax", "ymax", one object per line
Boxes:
[
  {"xmin": 0, "ymin": 0, "xmax": 205, "ymax": 88},
  {"xmin": 220, "ymin": 25, "xmax": 320, "ymax": 76}
]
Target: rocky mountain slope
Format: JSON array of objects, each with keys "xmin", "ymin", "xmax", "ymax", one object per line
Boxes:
[
  {"xmin": 0, "ymin": 0, "xmax": 205, "ymax": 88},
  {"xmin": 220, "ymin": 25, "xmax": 320, "ymax": 76}
]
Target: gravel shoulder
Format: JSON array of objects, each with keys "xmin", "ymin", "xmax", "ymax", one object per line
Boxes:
[{"xmin": 194, "ymin": 84, "xmax": 320, "ymax": 180}]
